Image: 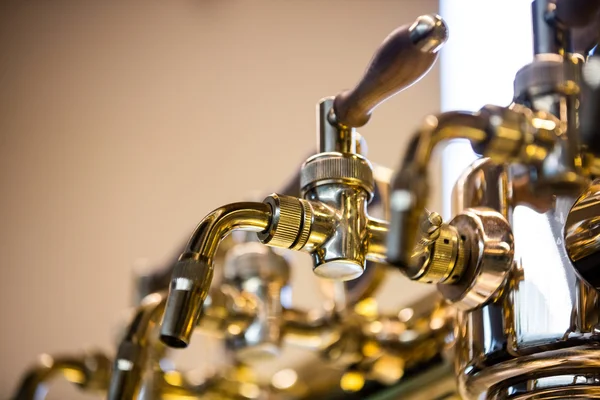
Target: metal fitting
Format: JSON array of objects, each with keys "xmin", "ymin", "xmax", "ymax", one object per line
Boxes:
[
  {"xmin": 421, "ymin": 225, "xmax": 465, "ymax": 284},
  {"xmin": 223, "ymin": 242, "xmax": 290, "ymax": 361},
  {"xmin": 405, "ymin": 212, "xmax": 467, "ymax": 285},
  {"xmin": 514, "ymin": 54, "xmax": 582, "ymax": 102},
  {"xmin": 471, "ymin": 105, "xmax": 533, "ymax": 162},
  {"xmin": 438, "ymin": 207, "xmax": 514, "ymax": 310},
  {"xmin": 258, "ymin": 194, "xmax": 313, "ymax": 251},
  {"xmin": 300, "ymin": 152, "xmax": 375, "ymax": 198}
]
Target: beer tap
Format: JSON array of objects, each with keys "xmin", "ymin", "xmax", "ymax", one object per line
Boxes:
[{"xmin": 160, "ymin": 12, "xmax": 452, "ymax": 350}]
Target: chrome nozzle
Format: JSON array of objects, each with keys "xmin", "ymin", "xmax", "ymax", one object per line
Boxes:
[{"xmin": 160, "ymin": 257, "xmax": 214, "ymax": 348}]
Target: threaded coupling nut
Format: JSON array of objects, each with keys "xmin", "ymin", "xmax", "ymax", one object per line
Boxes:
[
  {"xmin": 258, "ymin": 193, "xmax": 313, "ymax": 250},
  {"xmin": 300, "ymin": 152, "xmax": 374, "ymax": 197}
]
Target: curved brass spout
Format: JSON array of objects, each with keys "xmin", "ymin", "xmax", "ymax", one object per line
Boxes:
[
  {"xmin": 387, "ymin": 111, "xmax": 487, "ymax": 277},
  {"xmin": 108, "ymin": 292, "xmax": 167, "ymax": 399},
  {"xmin": 160, "ymin": 202, "xmax": 271, "ymax": 349},
  {"xmin": 13, "ymin": 351, "xmax": 111, "ymax": 400}
]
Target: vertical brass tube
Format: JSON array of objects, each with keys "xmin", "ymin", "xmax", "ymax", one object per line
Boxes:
[
  {"xmin": 387, "ymin": 112, "xmax": 488, "ymax": 272},
  {"xmin": 108, "ymin": 292, "xmax": 166, "ymax": 400}
]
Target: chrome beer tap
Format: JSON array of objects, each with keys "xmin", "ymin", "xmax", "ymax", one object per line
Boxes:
[
  {"xmin": 17, "ymin": 3, "xmax": 600, "ymax": 399},
  {"xmin": 159, "ymin": 12, "xmax": 454, "ymax": 350},
  {"xmin": 13, "ymin": 350, "xmax": 112, "ymax": 400}
]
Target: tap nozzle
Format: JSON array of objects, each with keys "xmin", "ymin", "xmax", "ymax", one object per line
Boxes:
[{"xmin": 160, "ymin": 202, "xmax": 271, "ymax": 349}]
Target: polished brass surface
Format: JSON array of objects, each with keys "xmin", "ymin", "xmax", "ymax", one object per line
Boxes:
[
  {"xmin": 439, "ymin": 207, "xmax": 514, "ymax": 310},
  {"xmin": 160, "ymin": 202, "xmax": 271, "ymax": 348},
  {"xmin": 453, "ymin": 159, "xmax": 600, "ymax": 400},
  {"xmin": 386, "ymin": 110, "xmax": 488, "ymax": 271},
  {"xmin": 223, "ymin": 242, "xmax": 291, "ymax": 360},
  {"xmin": 18, "ymin": 6, "xmax": 600, "ymax": 400},
  {"xmin": 258, "ymin": 194, "xmax": 312, "ymax": 251},
  {"xmin": 108, "ymin": 292, "xmax": 167, "ymax": 399},
  {"xmin": 565, "ymin": 178, "xmax": 600, "ymax": 289},
  {"xmin": 13, "ymin": 350, "xmax": 112, "ymax": 400},
  {"xmin": 405, "ymin": 213, "xmax": 467, "ymax": 285},
  {"xmin": 300, "ymin": 152, "xmax": 375, "ymax": 197}
]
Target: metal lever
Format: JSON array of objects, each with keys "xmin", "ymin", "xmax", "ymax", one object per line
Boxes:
[{"xmin": 332, "ymin": 14, "xmax": 448, "ymax": 128}]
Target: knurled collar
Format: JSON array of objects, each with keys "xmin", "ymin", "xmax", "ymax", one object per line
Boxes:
[
  {"xmin": 514, "ymin": 55, "xmax": 582, "ymax": 102},
  {"xmin": 414, "ymin": 225, "xmax": 465, "ymax": 285},
  {"xmin": 258, "ymin": 194, "xmax": 312, "ymax": 251},
  {"xmin": 300, "ymin": 152, "xmax": 374, "ymax": 197}
]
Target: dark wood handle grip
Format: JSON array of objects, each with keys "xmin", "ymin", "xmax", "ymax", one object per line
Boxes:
[{"xmin": 333, "ymin": 14, "xmax": 448, "ymax": 128}]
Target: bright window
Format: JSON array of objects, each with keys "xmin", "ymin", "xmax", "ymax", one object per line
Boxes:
[{"xmin": 438, "ymin": 0, "xmax": 533, "ymax": 219}]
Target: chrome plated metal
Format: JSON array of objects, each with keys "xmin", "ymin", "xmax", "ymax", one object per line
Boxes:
[
  {"xmin": 223, "ymin": 242, "xmax": 290, "ymax": 360},
  {"xmin": 108, "ymin": 292, "xmax": 166, "ymax": 400},
  {"xmin": 565, "ymin": 178, "xmax": 600, "ymax": 289},
  {"xmin": 440, "ymin": 207, "xmax": 513, "ymax": 310},
  {"xmin": 19, "ymin": 6, "xmax": 600, "ymax": 400},
  {"xmin": 453, "ymin": 158, "xmax": 600, "ymax": 400},
  {"xmin": 160, "ymin": 202, "xmax": 271, "ymax": 348},
  {"xmin": 13, "ymin": 350, "xmax": 112, "ymax": 400}
]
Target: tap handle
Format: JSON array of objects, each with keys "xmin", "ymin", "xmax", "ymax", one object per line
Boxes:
[{"xmin": 332, "ymin": 14, "xmax": 448, "ymax": 128}]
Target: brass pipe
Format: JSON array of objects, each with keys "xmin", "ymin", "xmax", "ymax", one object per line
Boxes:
[
  {"xmin": 387, "ymin": 111, "xmax": 488, "ymax": 273},
  {"xmin": 111, "ymin": 284, "xmax": 259, "ymax": 398},
  {"xmin": 366, "ymin": 218, "xmax": 389, "ymax": 263},
  {"xmin": 461, "ymin": 344, "xmax": 600, "ymax": 400},
  {"xmin": 160, "ymin": 202, "xmax": 271, "ymax": 349},
  {"xmin": 13, "ymin": 351, "xmax": 111, "ymax": 400},
  {"xmin": 197, "ymin": 285, "xmax": 257, "ymax": 337},
  {"xmin": 282, "ymin": 308, "xmax": 340, "ymax": 351},
  {"xmin": 108, "ymin": 292, "xmax": 167, "ymax": 400}
]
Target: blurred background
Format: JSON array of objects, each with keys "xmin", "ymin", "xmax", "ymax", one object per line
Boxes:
[{"xmin": 0, "ymin": 0, "xmax": 535, "ymax": 398}]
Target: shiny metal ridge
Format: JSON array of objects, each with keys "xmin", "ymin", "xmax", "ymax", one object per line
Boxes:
[{"xmin": 13, "ymin": 2, "xmax": 600, "ymax": 399}]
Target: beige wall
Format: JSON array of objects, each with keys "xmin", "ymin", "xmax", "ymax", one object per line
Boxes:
[{"xmin": 0, "ymin": 1, "xmax": 440, "ymax": 397}]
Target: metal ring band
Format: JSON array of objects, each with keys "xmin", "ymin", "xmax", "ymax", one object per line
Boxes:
[{"xmin": 300, "ymin": 153, "xmax": 374, "ymax": 196}]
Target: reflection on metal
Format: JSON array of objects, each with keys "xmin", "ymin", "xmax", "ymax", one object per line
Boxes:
[
  {"xmin": 13, "ymin": 351, "xmax": 112, "ymax": 400},
  {"xmin": 566, "ymin": 179, "xmax": 600, "ymax": 289},
  {"xmin": 13, "ymin": 3, "xmax": 600, "ymax": 400}
]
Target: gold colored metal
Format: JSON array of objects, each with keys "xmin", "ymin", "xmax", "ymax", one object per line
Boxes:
[
  {"xmin": 365, "ymin": 218, "xmax": 388, "ymax": 263},
  {"xmin": 415, "ymin": 224, "xmax": 464, "ymax": 284},
  {"xmin": 160, "ymin": 202, "xmax": 271, "ymax": 348},
  {"xmin": 108, "ymin": 292, "xmax": 167, "ymax": 399},
  {"xmin": 340, "ymin": 370, "xmax": 365, "ymax": 392},
  {"xmin": 387, "ymin": 111, "xmax": 489, "ymax": 272},
  {"xmin": 13, "ymin": 350, "xmax": 112, "ymax": 399},
  {"xmin": 21, "ymin": 7, "xmax": 600, "ymax": 400},
  {"xmin": 184, "ymin": 202, "xmax": 272, "ymax": 262},
  {"xmin": 258, "ymin": 194, "xmax": 313, "ymax": 251},
  {"xmin": 300, "ymin": 152, "xmax": 375, "ymax": 196}
]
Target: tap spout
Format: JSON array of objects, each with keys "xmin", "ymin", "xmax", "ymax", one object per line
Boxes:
[
  {"xmin": 108, "ymin": 292, "xmax": 166, "ymax": 400},
  {"xmin": 160, "ymin": 202, "xmax": 271, "ymax": 348}
]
